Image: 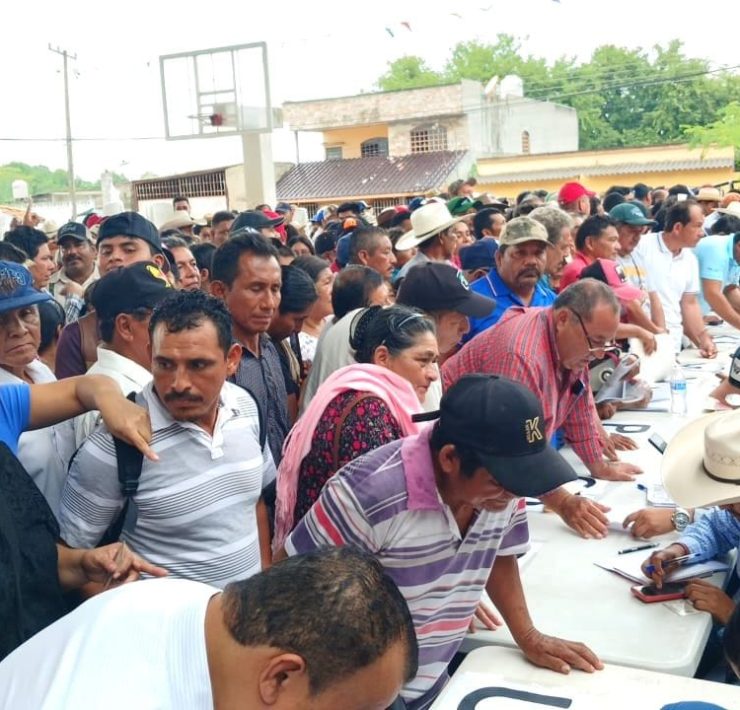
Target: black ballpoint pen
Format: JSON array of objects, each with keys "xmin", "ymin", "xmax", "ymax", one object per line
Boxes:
[{"xmin": 618, "ymin": 543, "xmax": 658, "ymax": 555}]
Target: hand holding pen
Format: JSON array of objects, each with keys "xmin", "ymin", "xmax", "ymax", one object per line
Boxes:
[{"xmin": 641, "ymin": 544, "xmax": 697, "ymax": 588}]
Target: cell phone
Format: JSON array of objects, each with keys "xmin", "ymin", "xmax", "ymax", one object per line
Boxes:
[
  {"xmin": 631, "ymin": 582, "xmax": 686, "ymax": 603},
  {"xmin": 648, "ymin": 433, "xmax": 667, "ymax": 454}
]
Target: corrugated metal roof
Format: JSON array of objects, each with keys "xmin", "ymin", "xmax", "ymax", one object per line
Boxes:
[
  {"xmin": 276, "ymin": 151, "xmax": 468, "ymax": 201},
  {"xmin": 481, "ymin": 158, "xmax": 734, "ymax": 184}
]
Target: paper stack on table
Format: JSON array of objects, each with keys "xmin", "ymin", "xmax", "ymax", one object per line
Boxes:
[{"xmin": 628, "ymin": 334, "xmax": 673, "ymax": 384}]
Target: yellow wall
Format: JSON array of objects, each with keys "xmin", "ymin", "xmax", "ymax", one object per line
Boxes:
[
  {"xmin": 323, "ymin": 124, "xmax": 389, "ymax": 159},
  {"xmin": 475, "ymin": 144, "xmax": 737, "ymax": 200},
  {"xmin": 478, "ymin": 169, "xmax": 737, "ymax": 201}
]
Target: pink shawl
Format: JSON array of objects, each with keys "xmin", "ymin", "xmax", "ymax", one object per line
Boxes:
[{"xmin": 273, "ymin": 363, "xmax": 422, "ymax": 552}]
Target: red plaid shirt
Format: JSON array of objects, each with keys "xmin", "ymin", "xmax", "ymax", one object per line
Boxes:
[{"xmin": 442, "ymin": 306, "xmax": 602, "ymax": 466}]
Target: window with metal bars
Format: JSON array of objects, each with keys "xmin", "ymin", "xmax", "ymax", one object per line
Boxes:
[
  {"xmin": 134, "ymin": 171, "xmax": 226, "ymax": 202},
  {"xmin": 360, "ymin": 138, "xmax": 388, "ymax": 157},
  {"xmin": 522, "ymin": 130, "xmax": 531, "ymax": 154},
  {"xmin": 325, "ymin": 146, "xmax": 343, "ymax": 160},
  {"xmin": 410, "ymin": 125, "xmax": 448, "ymax": 154}
]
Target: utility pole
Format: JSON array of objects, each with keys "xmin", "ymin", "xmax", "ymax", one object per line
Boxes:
[{"xmin": 49, "ymin": 45, "xmax": 77, "ymax": 218}]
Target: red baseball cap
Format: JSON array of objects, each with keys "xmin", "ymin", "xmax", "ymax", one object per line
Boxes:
[
  {"xmin": 558, "ymin": 181, "xmax": 596, "ymax": 204},
  {"xmin": 580, "ymin": 258, "xmax": 643, "ymax": 306}
]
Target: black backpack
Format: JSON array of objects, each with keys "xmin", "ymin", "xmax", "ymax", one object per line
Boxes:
[{"xmin": 98, "ymin": 388, "xmax": 269, "ymax": 546}]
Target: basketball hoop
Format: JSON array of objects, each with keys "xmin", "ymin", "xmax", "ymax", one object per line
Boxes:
[{"xmin": 160, "ymin": 42, "xmax": 272, "ymax": 141}]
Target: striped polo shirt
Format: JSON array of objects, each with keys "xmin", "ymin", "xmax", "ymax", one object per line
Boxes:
[
  {"xmin": 60, "ymin": 381, "xmax": 275, "ymax": 588},
  {"xmin": 286, "ymin": 426, "xmax": 529, "ymax": 709}
]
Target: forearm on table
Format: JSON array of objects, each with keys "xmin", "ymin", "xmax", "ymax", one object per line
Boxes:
[
  {"xmin": 486, "ymin": 554, "xmax": 535, "ymax": 643},
  {"xmin": 679, "ymin": 511, "xmax": 740, "ymax": 557},
  {"xmin": 703, "ymin": 282, "xmax": 740, "ymax": 329},
  {"xmin": 568, "ymin": 436, "xmax": 602, "ymax": 470},
  {"xmin": 681, "ymin": 296, "xmax": 709, "ymax": 344}
]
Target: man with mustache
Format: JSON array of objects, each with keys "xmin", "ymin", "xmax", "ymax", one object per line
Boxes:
[
  {"xmin": 60, "ymin": 290, "xmax": 275, "ymax": 588},
  {"xmin": 464, "ymin": 217, "xmax": 556, "ymax": 342},
  {"xmin": 48, "ymin": 222, "xmax": 99, "ymax": 316}
]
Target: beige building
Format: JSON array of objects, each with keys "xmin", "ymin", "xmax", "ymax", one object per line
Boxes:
[
  {"xmin": 476, "ymin": 144, "xmax": 737, "ymax": 200},
  {"xmin": 276, "ymin": 78, "xmax": 578, "ymax": 213}
]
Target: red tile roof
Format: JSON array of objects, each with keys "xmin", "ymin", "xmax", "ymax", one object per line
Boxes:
[{"xmin": 276, "ymin": 151, "xmax": 468, "ymax": 201}]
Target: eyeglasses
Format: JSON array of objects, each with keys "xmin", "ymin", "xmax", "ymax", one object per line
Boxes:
[{"xmin": 570, "ymin": 309, "xmax": 620, "ymax": 356}]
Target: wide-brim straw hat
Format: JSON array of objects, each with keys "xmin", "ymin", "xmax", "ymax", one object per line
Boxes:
[
  {"xmin": 663, "ymin": 410, "xmax": 740, "ymax": 508},
  {"xmin": 395, "ymin": 202, "xmax": 468, "ymax": 251}
]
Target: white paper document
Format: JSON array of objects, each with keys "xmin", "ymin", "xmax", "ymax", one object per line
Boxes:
[{"xmin": 594, "ymin": 553, "xmax": 729, "ymax": 585}]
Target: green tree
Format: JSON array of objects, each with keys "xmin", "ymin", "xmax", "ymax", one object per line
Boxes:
[
  {"xmin": 684, "ymin": 102, "xmax": 740, "ymax": 149},
  {"xmin": 443, "ymin": 36, "xmax": 550, "ymax": 89},
  {"xmin": 374, "ymin": 37, "xmax": 740, "ymax": 151},
  {"xmin": 0, "ymin": 162, "xmax": 127, "ymax": 204},
  {"xmin": 377, "ymin": 56, "xmax": 444, "ymax": 92}
]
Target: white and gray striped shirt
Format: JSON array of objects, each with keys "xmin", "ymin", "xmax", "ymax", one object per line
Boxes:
[{"xmin": 60, "ymin": 381, "xmax": 275, "ymax": 588}]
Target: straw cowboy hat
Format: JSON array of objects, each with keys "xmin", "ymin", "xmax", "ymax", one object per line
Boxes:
[
  {"xmin": 714, "ymin": 201, "xmax": 740, "ymax": 219},
  {"xmin": 695, "ymin": 187, "xmax": 722, "ymax": 203},
  {"xmin": 663, "ymin": 410, "xmax": 740, "ymax": 508},
  {"xmin": 159, "ymin": 212, "xmax": 198, "ymax": 232},
  {"xmin": 395, "ymin": 202, "xmax": 468, "ymax": 251}
]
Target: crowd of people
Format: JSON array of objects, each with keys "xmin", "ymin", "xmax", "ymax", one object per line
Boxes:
[{"xmin": 1, "ymin": 180, "xmax": 740, "ymax": 708}]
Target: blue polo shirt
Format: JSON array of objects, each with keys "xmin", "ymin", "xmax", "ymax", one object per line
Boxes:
[
  {"xmin": 0, "ymin": 383, "xmax": 31, "ymax": 455},
  {"xmin": 694, "ymin": 233, "xmax": 740, "ymax": 314},
  {"xmin": 464, "ymin": 268, "xmax": 556, "ymax": 342}
]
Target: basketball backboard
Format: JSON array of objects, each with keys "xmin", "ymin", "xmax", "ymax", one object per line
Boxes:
[{"xmin": 160, "ymin": 42, "xmax": 272, "ymax": 140}]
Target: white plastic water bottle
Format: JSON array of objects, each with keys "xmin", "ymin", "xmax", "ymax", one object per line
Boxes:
[{"xmin": 669, "ymin": 363, "xmax": 688, "ymax": 416}]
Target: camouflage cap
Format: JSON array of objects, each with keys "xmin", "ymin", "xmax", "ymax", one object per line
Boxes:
[{"xmin": 499, "ymin": 216, "xmax": 550, "ymax": 248}]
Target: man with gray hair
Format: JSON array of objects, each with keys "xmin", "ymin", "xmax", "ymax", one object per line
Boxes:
[
  {"xmin": 444, "ymin": 279, "xmax": 642, "ymax": 539},
  {"xmin": 465, "ymin": 216, "xmax": 557, "ymax": 341},
  {"xmin": 530, "ymin": 206, "xmax": 573, "ymax": 292}
]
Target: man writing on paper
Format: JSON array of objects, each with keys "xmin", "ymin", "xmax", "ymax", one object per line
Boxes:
[{"xmin": 644, "ymin": 410, "xmax": 740, "ymax": 627}]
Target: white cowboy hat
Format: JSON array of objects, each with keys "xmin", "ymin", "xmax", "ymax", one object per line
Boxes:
[
  {"xmin": 663, "ymin": 410, "xmax": 740, "ymax": 508},
  {"xmin": 395, "ymin": 202, "xmax": 468, "ymax": 251},
  {"xmin": 715, "ymin": 201, "xmax": 740, "ymax": 218}
]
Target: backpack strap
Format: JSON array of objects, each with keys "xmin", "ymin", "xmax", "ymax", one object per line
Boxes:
[
  {"xmin": 239, "ymin": 385, "xmax": 267, "ymax": 452},
  {"xmin": 331, "ymin": 392, "xmax": 375, "ymax": 471},
  {"xmin": 98, "ymin": 391, "xmax": 144, "ymax": 546}
]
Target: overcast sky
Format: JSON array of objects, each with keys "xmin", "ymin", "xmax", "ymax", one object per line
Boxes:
[{"xmin": 1, "ymin": 0, "xmax": 738, "ymax": 182}]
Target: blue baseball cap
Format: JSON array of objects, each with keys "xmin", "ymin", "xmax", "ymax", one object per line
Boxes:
[
  {"xmin": 0, "ymin": 261, "xmax": 52, "ymax": 313},
  {"xmin": 459, "ymin": 239, "xmax": 498, "ymax": 271}
]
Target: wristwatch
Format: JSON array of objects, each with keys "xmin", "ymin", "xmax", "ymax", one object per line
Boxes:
[{"xmin": 671, "ymin": 507, "xmax": 691, "ymax": 532}]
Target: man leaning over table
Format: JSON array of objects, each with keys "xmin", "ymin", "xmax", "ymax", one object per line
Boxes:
[
  {"xmin": 277, "ymin": 375, "xmax": 603, "ymax": 710},
  {"xmin": 443, "ymin": 279, "xmax": 643, "ymax": 539}
]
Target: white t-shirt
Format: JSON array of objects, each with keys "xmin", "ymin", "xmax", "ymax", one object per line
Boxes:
[
  {"xmin": 0, "ymin": 360, "xmax": 68, "ymax": 518},
  {"xmin": 73, "ymin": 346, "xmax": 152, "ymax": 448},
  {"xmin": 300, "ymin": 309, "xmax": 362, "ymax": 415},
  {"xmin": 0, "ymin": 578, "xmax": 216, "ymax": 710},
  {"xmin": 634, "ymin": 232, "xmax": 700, "ymax": 353}
]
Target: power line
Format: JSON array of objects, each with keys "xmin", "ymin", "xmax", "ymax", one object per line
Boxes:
[{"xmin": 1, "ymin": 62, "xmax": 738, "ymax": 143}]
